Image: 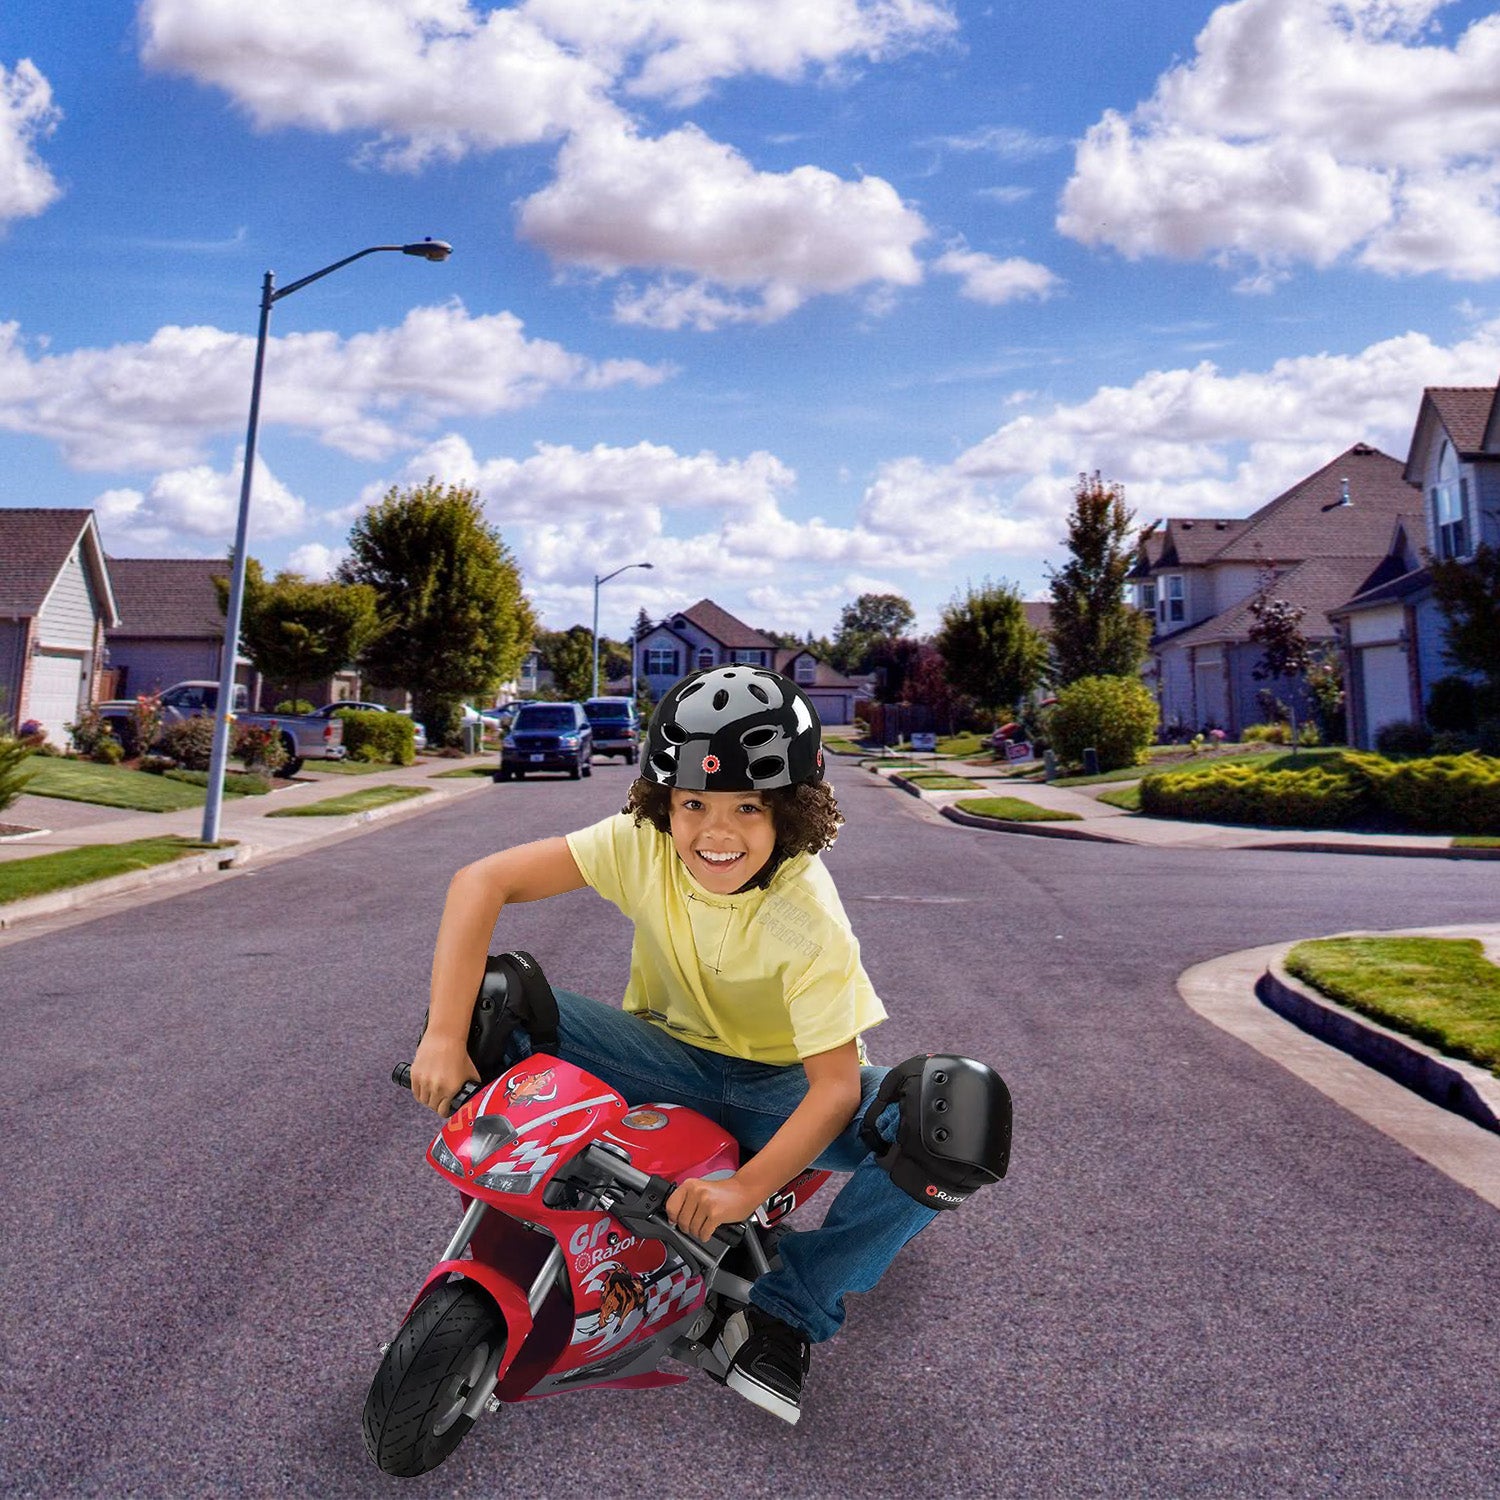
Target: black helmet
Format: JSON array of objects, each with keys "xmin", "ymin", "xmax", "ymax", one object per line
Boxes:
[{"xmin": 644, "ymin": 667, "xmax": 824, "ymax": 792}]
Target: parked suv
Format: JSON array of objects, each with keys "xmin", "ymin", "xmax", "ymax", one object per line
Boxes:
[
  {"xmin": 582, "ymin": 697, "xmax": 641, "ymax": 764},
  {"xmin": 499, "ymin": 701, "xmax": 593, "ymax": 780}
]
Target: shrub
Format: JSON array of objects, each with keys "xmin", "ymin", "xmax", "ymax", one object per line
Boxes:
[
  {"xmin": 137, "ymin": 754, "xmax": 177, "ymax": 775},
  {"xmin": 1374, "ymin": 719, "xmax": 1433, "ymax": 758},
  {"xmin": 1426, "ymin": 675, "xmax": 1479, "ymax": 733},
  {"xmin": 18, "ymin": 718, "xmax": 44, "ymax": 741},
  {"xmin": 1045, "ymin": 675, "xmax": 1158, "ymax": 772},
  {"xmin": 1344, "ymin": 750, "xmax": 1500, "ymax": 835},
  {"xmin": 127, "ymin": 693, "xmax": 164, "ymax": 756},
  {"xmin": 274, "ymin": 699, "xmax": 316, "ymax": 715},
  {"xmin": 1140, "ymin": 761, "xmax": 1369, "ymax": 828},
  {"xmin": 1241, "ymin": 722, "xmax": 1290, "ymax": 745},
  {"xmin": 232, "ymin": 721, "xmax": 289, "ymax": 773},
  {"xmin": 159, "ymin": 716, "xmax": 217, "ymax": 771},
  {"xmin": 66, "ymin": 708, "xmax": 110, "ymax": 756},
  {"xmin": 0, "ymin": 733, "xmax": 37, "ymax": 813},
  {"xmin": 1478, "ymin": 719, "xmax": 1500, "ymax": 758},
  {"xmin": 336, "ymin": 708, "xmax": 416, "ymax": 765},
  {"xmin": 91, "ymin": 736, "xmax": 126, "ymax": 765},
  {"xmin": 1431, "ymin": 730, "xmax": 1478, "ymax": 756}
]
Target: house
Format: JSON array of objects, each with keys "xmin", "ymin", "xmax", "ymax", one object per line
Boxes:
[
  {"xmin": 1128, "ymin": 445, "xmax": 1423, "ymax": 737},
  {"xmin": 0, "ymin": 509, "xmax": 119, "ymax": 748},
  {"xmin": 636, "ymin": 599, "xmax": 869, "ymax": 724},
  {"xmin": 1329, "ymin": 384, "xmax": 1500, "ymax": 747}
]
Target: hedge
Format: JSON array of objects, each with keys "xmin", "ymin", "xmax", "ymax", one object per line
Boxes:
[
  {"xmin": 335, "ymin": 708, "xmax": 416, "ymax": 766},
  {"xmin": 1139, "ymin": 751, "xmax": 1500, "ymax": 835}
]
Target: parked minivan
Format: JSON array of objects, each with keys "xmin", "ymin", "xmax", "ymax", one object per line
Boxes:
[
  {"xmin": 582, "ymin": 697, "xmax": 641, "ymax": 763},
  {"xmin": 499, "ymin": 701, "xmax": 593, "ymax": 780}
]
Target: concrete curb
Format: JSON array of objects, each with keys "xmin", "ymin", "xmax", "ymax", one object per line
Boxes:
[
  {"xmin": 939, "ymin": 801, "xmax": 1121, "ymax": 843},
  {"xmin": 1259, "ymin": 954, "xmax": 1500, "ymax": 1135},
  {"xmin": 0, "ymin": 771, "xmax": 496, "ymax": 932}
]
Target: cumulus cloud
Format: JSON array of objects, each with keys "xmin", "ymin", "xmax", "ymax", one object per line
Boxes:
[
  {"xmin": 1058, "ymin": 0, "xmax": 1500, "ymax": 280},
  {"xmin": 0, "ymin": 59, "xmax": 62, "ymax": 224},
  {"xmin": 285, "ymin": 541, "xmax": 348, "ymax": 579},
  {"xmin": 519, "ymin": 122, "xmax": 927, "ymax": 327},
  {"xmin": 933, "ymin": 247, "xmax": 1060, "ymax": 305},
  {"xmin": 94, "ymin": 454, "xmax": 307, "ymax": 552},
  {"xmin": 0, "ymin": 304, "xmax": 667, "ymax": 470}
]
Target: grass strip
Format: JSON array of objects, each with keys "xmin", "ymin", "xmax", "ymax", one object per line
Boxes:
[
  {"xmin": 265, "ymin": 784, "xmax": 429, "ymax": 818},
  {"xmin": 953, "ymin": 796, "xmax": 1081, "ymax": 822},
  {"xmin": 1095, "ymin": 785, "xmax": 1142, "ymax": 811},
  {"xmin": 1453, "ymin": 836, "xmax": 1500, "ymax": 848},
  {"xmin": 1285, "ymin": 936, "xmax": 1500, "ymax": 1078},
  {"xmin": 298, "ymin": 758, "xmax": 402, "ymax": 776},
  {"xmin": 823, "ymin": 735, "xmax": 864, "ymax": 755},
  {"xmin": 0, "ymin": 836, "xmax": 229, "ymax": 905},
  {"xmin": 18, "ymin": 756, "xmax": 268, "ymax": 811},
  {"xmin": 1054, "ymin": 747, "xmax": 1340, "ymax": 787},
  {"xmin": 431, "ymin": 766, "xmax": 499, "ymax": 779},
  {"xmin": 900, "ymin": 773, "xmax": 984, "ymax": 791},
  {"xmin": 163, "ymin": 769, "xmax": 272, "ymax": 796}
]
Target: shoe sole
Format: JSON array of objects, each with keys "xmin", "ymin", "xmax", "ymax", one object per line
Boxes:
[{"xmin": 724, "ymin": 1364, "xmax": 802, "ymax": 1425}]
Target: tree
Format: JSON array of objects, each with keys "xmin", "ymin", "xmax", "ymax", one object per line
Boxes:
[
  {"xmin": 337, "ymin": 480, "xmax": 536, "ymax": 744},
  {"xmin": 866, "ymin": 635, "xmax": 924, "ymax": 703},
  {"xmin": 1247, "ymin": 580, "xmax": 1315, "ymax": 683},
  {"xmin": 1431, "ymin": 543, "xmax": 1500, "ymax": 714},
  {"xmin": 536, "ymin": 626, "xmax": 596, "ymax": 700},
  {"xmin": 1047, "ymin": 472, "xmax": 1150, "ymax": 685},
  {"xmin": 830, "ymin": 592, "xmax": 916, "ymax": 675},
  {"xmin": 932, "ymin": 580, "xmax": 1049, "ymax": 717},
  {"xmin": 214, "ymin": 559, "xmax": 379, "ymax": 707}
]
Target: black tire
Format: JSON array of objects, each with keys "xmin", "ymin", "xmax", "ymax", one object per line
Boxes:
[
  {"xmin": 362, "ymin": 1280, "xmax": 506, "ymax": 1478},
  {"xmin": 569, "ymin": 756, "xmax": 582, "ymax": 780},
  {"xmin": 279, "ymin": 737, "xmax": 303, "ymax": 778},
  {"xmin": 497, "ymin": 766, "xmax": 512, "ymax": 782},
  {"xmin": 581, "ymin": 755, "xmax": 592, "ymax": 779},
  {"xmin": 625, "ymin": 749, "xmax": 637, "ymax": 765}
]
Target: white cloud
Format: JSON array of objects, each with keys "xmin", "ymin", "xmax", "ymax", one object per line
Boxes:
[
  {"xmin": 1058, "ymin": 0, "xmax": 1500, "ymax": 279},
  {"xmin": 933, "ymin": 247, "xmax": 1060, "ymax": 305},
  {"xmin": 94, "ymin": 454, "xmax": 307, "ymax": 552},
  {"xmin": 919, "ymin": 124, "xmax": 1063, "ymax": 158},
  {"xmin": 139, "ymin": 0, "xmax": 616, "ymax": 168},
  {"xmin": 0, "ymin": 303, "xmax": 667, "ymax": 470},
  {"xmin": 285, "ymin": 542, "xmax": 348, "ymax": 579},
  {"xmin": 518, "ymin": 122, "xmax": 927, "ymax": 327},
  {"xmin": 0, "ymin": 59, "xmax": 62, "ymax": 224}
]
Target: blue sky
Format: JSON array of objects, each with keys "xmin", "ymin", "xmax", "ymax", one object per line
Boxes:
[{"xmin": 3, "ymin": 0, "xmax": 1500, "ymax": 641}]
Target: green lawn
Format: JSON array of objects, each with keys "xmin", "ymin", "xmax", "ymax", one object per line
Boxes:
[
  {"xmin": 0, "ymin": 836, "xmax": 231, "ymax": 905},
  {"xmin": 1095, "ymin": 785, "xmax": 1142, "ymax": 811},
  {"xmin": 1453, "ymin": 836, "xmax": 1500, "ymax": 849},
  {"xmin": 900, "ymin": 773, "xmax": 984, "ymax": 791},
  {"xmin": 823, "ymin": 735, "xmax": 864, "ymax": 756},
  {"xmin": 19, "ymin": 756, "xmax": 272, "ymax": 811},
  {"xmin": 953, "ymin": 796, "xmax": 1081, "ymax": 822},
  {"xmin": 1286, "ymin": 936, "xmax": 1500, "ymax": 1078},
  {"xmin": 1054, "ymin": 747, "xmax": 1341, "ymax": 787},
  {"xmin": 300, "ymin": 757, "xmax": 406, "ymax": 776},
  {"xmin": 430, "ymin": 765, "xmax": 499, "ymax": 779},
  {"xmin": 266, "ymin": 785, "xmax": 429, "ymax": 817}
]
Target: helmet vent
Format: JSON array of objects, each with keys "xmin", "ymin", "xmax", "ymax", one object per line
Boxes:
[
  {"xmin": 679, "ymin": 681, "xmax": 704, "ymax": 699},
  {"xmin": 741, "ymin": 725, "xmax": 777, "ymax": 747},
  {"xmin": 748, "ymin": 683, "xmax": 770, "ymax": 704},
  {"xmin": 661, "ymin": 721, "xmax": 689, "ymax": 744},
  {"xmin": 650, "ymin": 752, "xmax": 677, "ymax": 776},
  {"xmin": 748, "ymin": 755, "xmax": 786, "ymax": 780},
  {"xmin": 712, "ymin": 689, "xmax": 730, "ymax": 710}
]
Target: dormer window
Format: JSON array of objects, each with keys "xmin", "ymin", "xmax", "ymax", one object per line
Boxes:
[
  {"xmin": 1138, "ymin": 581, "xmax": 1157, "ymax": 613},
  {"xmin": 794, "ymin": 656, "xmax": 815, "ymax": 683},
  {"xmin": 1431, "ymin": 440, "xmax": 1471, "ymax": 560},
  {"xmin": 1159, "ymin": 575, "xmax": 1184, "ymax": 624}
]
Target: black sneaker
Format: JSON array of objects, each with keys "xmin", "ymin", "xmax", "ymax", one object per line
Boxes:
[{"xmin": 716, "ymin": 1307, "xmax": 810, "ymax": 1424}]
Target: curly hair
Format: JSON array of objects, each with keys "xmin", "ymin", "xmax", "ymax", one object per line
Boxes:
[{"xmin": 622, "ymin": 777, "xmax": 844, "ymax": 874}]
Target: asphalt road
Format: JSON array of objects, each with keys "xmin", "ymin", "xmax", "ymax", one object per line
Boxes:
[{"xmin": 2, "ymin": 760, "xmax": 1497, "ymax": 1498}]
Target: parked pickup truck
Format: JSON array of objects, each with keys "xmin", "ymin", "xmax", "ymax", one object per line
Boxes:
[{"xmin": 94, "ymin": 680, "xmax": 346, "ymax": 774}]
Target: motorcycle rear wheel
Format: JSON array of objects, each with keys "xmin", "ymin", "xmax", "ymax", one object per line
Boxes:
[{"xmin": 362, "ymin": 1280, "xmax": 506, "ymax": 1477}]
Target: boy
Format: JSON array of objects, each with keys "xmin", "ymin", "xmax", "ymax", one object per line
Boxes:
[{"xmin": 411, "ymin": 666, "xmax": 938, "ymax": 1422}]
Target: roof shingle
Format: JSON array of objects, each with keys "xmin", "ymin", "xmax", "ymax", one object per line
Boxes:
[
  {"xmin": 105, "ymin": 557, "xmax": 229, "ymax": 638},
  {"xmin": 0, "ymin": 508, "xmax": 95, "ymax": 615}
]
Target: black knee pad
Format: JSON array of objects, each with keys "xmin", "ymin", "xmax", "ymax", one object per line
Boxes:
[
  {"xmin": 421, "ymin": 950, "xmax": 560, "ymax": 1081},
  {"xmin": 859, "ymin": 1054, "xmax": 1012, "ymax": 1208}
]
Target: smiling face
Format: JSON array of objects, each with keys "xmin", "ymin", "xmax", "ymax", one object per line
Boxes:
[{"xmin": 668, "ymin": 787, "xmax": 778, "ymax": 893}]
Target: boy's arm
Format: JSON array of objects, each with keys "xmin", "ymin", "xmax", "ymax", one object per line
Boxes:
[
  {"xmin": 667, "ymin": 1041, "xmax": 863, "ymax": 1242},
  {"xmin": 411, "ymin": 836, "xmax": 586, "ymax": 1116}
]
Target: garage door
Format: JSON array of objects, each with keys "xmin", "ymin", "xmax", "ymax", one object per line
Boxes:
[
  {"xmin": 28, "ymin": 652, "xmax": 84, "ymax": 749},
  {"xmin": 1360, "ymin": 644, "xmax": 1411, "ymax": 742}
]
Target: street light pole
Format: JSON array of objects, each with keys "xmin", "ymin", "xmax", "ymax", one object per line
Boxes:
[
  {"xmin": 200, "ymin": 240, "xmax": 452, "ymax": 845},
  {"xmin": 591, "ymin": 561, "xmax": 654, "ymax": 699}
]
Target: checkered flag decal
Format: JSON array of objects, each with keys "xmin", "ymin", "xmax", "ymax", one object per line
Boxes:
[
  {"xmin": 483, "ymin": 1137, "xmax": 559, "ymax": 1176},
  {"xmin": 644, "ymin": 1261, "xmax": 704, "ymax": 1326}
]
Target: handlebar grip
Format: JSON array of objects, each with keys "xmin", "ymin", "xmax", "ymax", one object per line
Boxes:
[{"xmin": 392, "ymin": 1062, "xmax": 412, "ymax": 1090}]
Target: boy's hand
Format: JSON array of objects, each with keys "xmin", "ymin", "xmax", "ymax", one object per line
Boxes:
[
  {"xmin": 410, "ymin": 1030, "xmax": 480, "ymax": 1118},
  {"xmin": 666, "ymin": 1175, "xmax": 762, "ymax": 1242}
]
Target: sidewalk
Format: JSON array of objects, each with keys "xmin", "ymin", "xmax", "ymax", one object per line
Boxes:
[
  {"xmin": 0, "ymin": 753, "xmax": 500, "ymax": 929},
  {"xmin": 856, "ymin": 752, "xmax": 1490, "ymax": 859}
]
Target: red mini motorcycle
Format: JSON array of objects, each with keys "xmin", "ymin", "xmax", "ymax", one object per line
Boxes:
[{"xmin": 363, "ymin": 1050, "xmax": 831, "ymax": 1476}]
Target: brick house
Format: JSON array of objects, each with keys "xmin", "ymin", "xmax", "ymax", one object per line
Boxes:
[
  {"xmin": 636, "ymin": 599, "xmax": 869, "ymax": 724},
  {"xmin": 0, "ymin": 509, "xmax": 119, "ymax": 748},
  {"xmin": 1128, "ymin": 444, "xmax": 1423, "ymax": 737},
  {"xmin": 1329, "ymin": 384, "xmax": 1500, "ymax": 747}
]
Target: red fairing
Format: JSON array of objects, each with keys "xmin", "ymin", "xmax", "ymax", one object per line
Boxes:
[{"xmin": 599, "ymin": 1102, "xmax": 740, "ymax": 1183}]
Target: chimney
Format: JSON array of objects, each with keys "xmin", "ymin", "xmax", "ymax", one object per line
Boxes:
[{"xmin": 1336, "ymin": 477, "xmax": 1351, "ymax": 507}]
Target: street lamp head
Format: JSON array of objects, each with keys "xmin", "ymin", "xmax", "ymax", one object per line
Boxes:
[
  {"xmin": 639, "ymin": 562, "xmax": 654, "ymax": 570},
  {"xmin": 402, "ymin": 238, "xmax": 453, "ymax": 262}
]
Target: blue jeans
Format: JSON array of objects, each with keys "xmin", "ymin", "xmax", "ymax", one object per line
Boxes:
[{"xmin": 503, "ymin": 989, "xmax": 937, "ymax": 1343}]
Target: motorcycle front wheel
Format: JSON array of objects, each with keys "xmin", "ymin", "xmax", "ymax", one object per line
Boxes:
[{"xmin": 362, "ymin": 1280, "xmax": 507, "ymax": 1477}]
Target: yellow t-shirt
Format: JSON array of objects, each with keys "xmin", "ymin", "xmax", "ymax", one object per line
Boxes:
[{"xmin": 565, "ymin": 812, "xmax": 886, "ymax": 1066}]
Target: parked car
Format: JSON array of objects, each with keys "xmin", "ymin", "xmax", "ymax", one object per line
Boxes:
[
  {"xmin": 310, "ymin": 701, "xmax": 427, "ymax": 753},
  {"xmin": 93, "ymin": 680, "xmax": 346, "ymax": 774},
  {"xmin": 582, "ymin": 697, "xmax": 641, "ymax": 763},
  {"xmin": 498, "ymin": 701, "xmax": 592, "ymax": 780}
]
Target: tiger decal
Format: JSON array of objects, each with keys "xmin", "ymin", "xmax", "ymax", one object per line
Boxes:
[
  {"xmin": 503, "ymin": 1067, "xmax": 557, "ymax": 1107},
  {"xmin": 596, "ymin": 1268, "xmax": 648, "ymax": 1327}
]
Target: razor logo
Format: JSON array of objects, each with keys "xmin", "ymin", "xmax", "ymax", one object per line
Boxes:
[{"xmin": 924, "ymin": 1183, "xmax": 963, "ymax": 1205}]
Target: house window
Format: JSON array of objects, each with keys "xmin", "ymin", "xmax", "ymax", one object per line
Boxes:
[
  {"xmin": 696, "ymin": 648, "xmax": 714, "ymax": 670},
  {"xmin": 645, "ymin": 648, "xmax": 679, "ymax": 675},
  {"xmin": 1159, "ymin": 575, "xmax": 1184, "ymax": 624},
  {"xmin": 794, "ymin": 656, "xmax": 815, "ymax": 683},
  {"xmin": 1431, "ymin": 440, "xmax": 1471, "ymax": 560},
  {"xmin": 730, "ymin": 648, "xmax": 763, "ymax": 664},
  {"xmin": 1139, "ymin": 581, "xmax": 1157, "ymax": 613}
]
